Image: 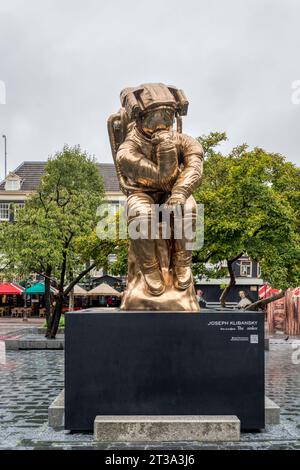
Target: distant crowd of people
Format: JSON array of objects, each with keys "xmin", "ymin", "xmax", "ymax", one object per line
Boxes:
[{"xmin": 196, "ymin": 289, "xmax": 254, "ymax": 310}]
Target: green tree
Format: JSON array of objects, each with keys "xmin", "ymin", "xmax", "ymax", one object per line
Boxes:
[
  {"xmin": 0, "ymin": 203, "xmax": 62, "ymax": 326},
  {"xmin": 193, "ymin": 133, "xmax": 300, "ymax": 308},
  {"xmin": 0, "ymin": 145, "xmax": 108, "ymax": 337}
]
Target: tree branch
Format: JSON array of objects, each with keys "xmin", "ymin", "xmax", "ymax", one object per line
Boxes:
[
  {"xmin": 64, "ymin": 262, "xmax": 96, "ymax": 296},
  {"xmin": 35, "ymin": 270, "xmax": 56, "ymax": 283},
  {"xmin": 230, "ymin": 251, "xmax": 245, "ymax": 263},
  {"xmin": 245, "ymin": 290, "xmax": 286, "ymax": 310},
  {"xmin": 219, "ymin": 252, "xmax": 244, "ymax": 307},
  {"xmin": 196, "ymin": 250, "xmax": 218, "ymax": 264}
]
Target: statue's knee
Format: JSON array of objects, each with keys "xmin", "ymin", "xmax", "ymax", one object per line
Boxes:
[
  {"xmin": 127, "ymin": 194, "xmax": 156, "ymax": 239},
  {"xmin": 127, "ymin": 193, "xmax": 155, "ymax": 222}
]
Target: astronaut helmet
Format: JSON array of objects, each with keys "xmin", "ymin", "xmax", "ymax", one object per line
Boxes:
[{"xmin": 120, "ymin": 83, "xmax": 189, "ymax": 136}]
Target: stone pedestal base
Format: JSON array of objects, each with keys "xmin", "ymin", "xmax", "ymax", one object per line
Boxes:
[
  {"xmin": 94, "ymin": 415, "xmax": 240, "ymax": 442},
  {"xmin": 48, "ymin": 390, "xmax": 64, "ymax": 429},
  {"xmin": 265, "ymin": 397, "xmax": 280, "ymax": 425},
  {"xmin": 48, "ymin": 391, "xmax": 280, "ymax": 431}
]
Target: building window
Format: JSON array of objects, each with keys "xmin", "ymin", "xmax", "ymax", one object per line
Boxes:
[
  {"xmin": 240, "ymin": 260, "xmax": 252, "ymax": 277},
  {"xmin": 5, "ymin": 179, "xmax": 21, "ymax": 191},
  {"xmin": 108, "ymin": 253, "xmax": 117, "ymax": 263},
  {"xmin": 0, "ymin": 203, "xmax": 10, "ymax": 221},
  {"xmin": 257, "ymin": 263, "xmax": 261, "ymax": 278}
]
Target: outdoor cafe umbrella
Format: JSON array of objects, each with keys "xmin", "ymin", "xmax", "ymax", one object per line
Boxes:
[
  {"xmin": 67, "ymin": 285, "xmax": 88, "ymax": 296},
  {"xmin": 87, "ymin": 283, "xmax": 121, "ymax": 297},
  {"xmin": 24, "ymin": 282, "xmax": 58, "ymax": 295},
  {"xmin": 0, "ymin": 282, "xmax": 24, "ymax": 295}
]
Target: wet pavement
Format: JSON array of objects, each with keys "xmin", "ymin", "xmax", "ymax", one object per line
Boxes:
[
  {"xmin": 0, "ymin": 319, "xmax": 64, "ymax": 350},
  {"xmin": 0, "ymin": 319, "xmax": 44, "ymax": 342},
  {"xmin": 0, "ymin": 340, "xmax": 299, "ymax": 450}
]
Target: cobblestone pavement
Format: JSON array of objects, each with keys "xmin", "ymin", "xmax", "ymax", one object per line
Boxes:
[{"xmin": 0, "ymin": 340, "xmax": 299, "ymax": 450}]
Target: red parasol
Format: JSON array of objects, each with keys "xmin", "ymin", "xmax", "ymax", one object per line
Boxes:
[{"xmin": 0, "ymin": 282, "xmax": 25, "ymax": 295}]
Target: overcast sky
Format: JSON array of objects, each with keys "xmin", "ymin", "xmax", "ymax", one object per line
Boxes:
[{"xmin": 0, "ymin": 0, "xmax": 299, "ymax": 178}]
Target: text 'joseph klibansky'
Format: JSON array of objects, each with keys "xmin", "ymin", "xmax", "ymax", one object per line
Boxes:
[{"xmin": 96, "ymin": 200, "xmax": 204, "ymax": 251}]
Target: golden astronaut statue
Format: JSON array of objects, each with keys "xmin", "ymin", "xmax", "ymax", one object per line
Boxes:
[{"xmin": 108, "ymin": 83, "xmax": 203, "ymax": 311}]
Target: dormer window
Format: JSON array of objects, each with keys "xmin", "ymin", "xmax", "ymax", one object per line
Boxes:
[
  {"xmin": 4, "ymin": 173, "xmax": 22, "ymax": 191},
  {"xmin": 6, "ymin": 180, "xmax": 20, "ymax": 190}
]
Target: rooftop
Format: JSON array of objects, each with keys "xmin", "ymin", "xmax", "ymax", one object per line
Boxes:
[{"xmin": 0, "ymin": 161, "xmax": 120, "ymax": 193}]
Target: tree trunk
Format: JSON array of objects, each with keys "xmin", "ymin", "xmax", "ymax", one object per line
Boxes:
[
  {"xmin": 44, "ymin": 266, "xmax": 52, "ymax": 333},
  {"xmin": 46, "ymin": 246, "xmax": 68, "ymax": 339},
  {"xmin": 48, "ymin": 291, "xmax": 64, "ymax": 339},
  {"xmin": 219, "ymin": 253, "xmax": 243, "ymax": 308},
  {"xmin": 45, "ymin": 261, "xmax": 97, "ymax": 339},
  {"xmin": 68, "ymin": 268, "xmax": 74, "ymax": 311}
]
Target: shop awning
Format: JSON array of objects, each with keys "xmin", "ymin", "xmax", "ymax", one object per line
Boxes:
[
  {"xmin": 0, "ymin": 282, "xmax": 25, "ymax": 295},
  {"xmin": 25, "ymin": 282, "xmax": 58, "ymax": 295}
]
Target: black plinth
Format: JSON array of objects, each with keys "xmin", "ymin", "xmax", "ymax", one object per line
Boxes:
[{"xmin": 65, "ymin": 311, "xmax": 265, "ymax": 431}]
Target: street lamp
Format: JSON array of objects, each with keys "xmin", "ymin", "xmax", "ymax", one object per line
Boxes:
[{"xmin": 2, "ymin": 134, "xmax": 7, "ymax": 177}]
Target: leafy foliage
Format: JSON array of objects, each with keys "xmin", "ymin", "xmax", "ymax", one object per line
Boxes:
[
  {"xmin": 0, "ymin": 145, "xmax": 106, "ymax": 337},
  {"xmin": 193, "ymin": 133, "xmax": 300, "ymax": 303}
]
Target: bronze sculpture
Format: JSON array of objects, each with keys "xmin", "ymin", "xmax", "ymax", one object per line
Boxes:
[{"xmin": 108, "ymin": 83, "xmax": 203, "ymax": 310}]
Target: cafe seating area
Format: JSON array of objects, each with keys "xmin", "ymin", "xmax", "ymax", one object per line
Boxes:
[
  {"xmin": 0, "ymin": 306, "xmax": 49, "ymax": 318},
  {"xmin": 10, "ymin": 307, "xmax": 33, "ymax": 318}
]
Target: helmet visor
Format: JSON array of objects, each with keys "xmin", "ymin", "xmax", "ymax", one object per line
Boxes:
[{"xmin": 141, "ymin": 107, "xmax": 175, "ymax": 135}]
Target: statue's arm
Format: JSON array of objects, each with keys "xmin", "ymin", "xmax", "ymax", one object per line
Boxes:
[
  {"xmin": 116, "ymin": 134, "xmax": 178, "ymax": 190},
  {"xmin": 171, "ymin": 134, "xmax": 204, "ymax": 199}
]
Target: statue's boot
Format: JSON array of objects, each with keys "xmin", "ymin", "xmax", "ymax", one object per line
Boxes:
[
  {"xmin": 173, "ymin": 250, "xmax": 193, "ymax": 290},
  {"xmin": 131, "ymin": 238, "xmax": 166, "ymax": 296},
  {"xmin": 143, "ymin": 260, "xmax": 166, "ymax": 296}
]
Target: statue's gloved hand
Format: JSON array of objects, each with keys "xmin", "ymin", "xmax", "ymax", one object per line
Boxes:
[
  {"xmin": 151, "ymin": 130, "xmax": 175, "ymax": 147},
  {"xmin": 164, "ymin": 192, "xmax": 186, "ymax": 210},
  {"xmin": 151, "ymin": 130, "xmax": 179, "ymax": 191}
]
